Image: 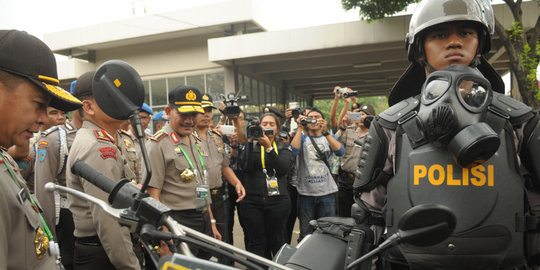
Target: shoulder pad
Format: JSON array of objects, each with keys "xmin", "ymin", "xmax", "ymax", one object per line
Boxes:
[
  {"xmin": 119, "ymin": 129, "xmax": 132, "ymax": 137},
  {"xmin": 42, "ymin": 126, "xmax": 59, "ymax": 136},
  {"xmin": 94, "ymin": 130, "xmax": 113, "ymax": 142},
  {"xmin": 151, "ymin": 130, "xmax": 167, "ymax": 142},
  {"xmin": 191, "ymin": 132, "xmax": 202, "ymax": 142},
  {"xmin": 378, "ymin": 97, "xmax": 420, "ymax": 129},
  {"xmin": 210, "ymin": 129, "xmax": 222, "ymax": 137},
  {"xmin": 64, "ymin": 122, "xmax": 75, "ymax": 131},
  {"xmin": 491, "ymin": 93, "xmax": 533, "ymax": 125}
]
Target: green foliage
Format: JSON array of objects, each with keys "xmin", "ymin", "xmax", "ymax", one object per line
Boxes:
[
  {"xmin": 521, "ymin": 41, "xmax": 540, "ymax": 100},
  {"xmin": 341, "ymin": 0, "xmax": 420, "ymax": 21},
  {"xmin": 508, "ymin": 22, "xmax": 523, "ymax": 43}
]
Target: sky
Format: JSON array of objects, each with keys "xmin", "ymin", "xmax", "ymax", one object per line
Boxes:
[{"xmin": 0, "ymin": 0, "xmax": 365, "ymax": 39}]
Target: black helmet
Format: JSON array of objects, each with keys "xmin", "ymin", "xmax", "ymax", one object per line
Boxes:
[{"xmin": 405, "ymin": 0, "xmax": 495, "ymax": 61}]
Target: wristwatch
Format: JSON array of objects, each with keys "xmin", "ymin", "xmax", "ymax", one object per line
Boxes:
[
  {"xmin": 265, "ymin": 147, "xmax": 274, "ymax": 153},
  {"xmin": 323, "ymin": 132, "xmax": 330, "ymax": 136}
]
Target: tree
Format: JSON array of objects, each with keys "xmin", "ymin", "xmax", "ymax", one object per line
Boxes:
[{"xmin": 341, "ymin": 0, "xmax": 540, "ymax": 109}]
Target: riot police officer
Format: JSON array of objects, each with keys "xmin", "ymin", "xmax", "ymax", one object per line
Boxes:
[{"xmin": 352, "ymin": 0, "xmax": 540, "ymax": 269}]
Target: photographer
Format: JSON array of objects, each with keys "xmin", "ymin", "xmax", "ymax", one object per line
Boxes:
[
  {"xmin": 237, "ymin": 112, "xmax": 294, "ymax": 259},
  {"xmin": 335, "ymin": 103, "xmax": 374, "ymax": 217},
  {"xmin": 290, "ymin": 107, "xmax": 344, "ymax": 242}
]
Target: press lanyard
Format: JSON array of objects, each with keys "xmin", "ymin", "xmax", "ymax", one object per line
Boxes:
[
  {"xmin": 0, "ymin": 151, "xmax": 54, "ymax": 241},
  {"xmin": 176, "ymin": 143, "xmax": 206, "ymax": 183},
  {"xmin": 260, "ymin": 141, "xmax": 279, "ymax": 170}
]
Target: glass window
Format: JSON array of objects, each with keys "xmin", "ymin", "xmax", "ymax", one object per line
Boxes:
[
  {"xmin": 150, "ymin": 79, "xmax": 167, "ymax": 107},
  {"xmin": 186, "ymin": 74, "xmax": 205, "ymax": 92},
  {"xmin": 206, "ymin": 72, "xmax": 224, "ymax": 98},
  {"xmin": 168, "ymin": 76, "xmax": 185, "ymax": 92},
  {"xmin": 250, "ymin": 78, "xmax": 258, "ymax": 107}
]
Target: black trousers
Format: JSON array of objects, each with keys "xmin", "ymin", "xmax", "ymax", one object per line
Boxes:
[
  {"xmin": 57, "ymin": 208, "xmax": 75, "ymax": 269},
  {"xmin": 169, "ymin": 209, "xmax": 213, "ymax": 260},
  {"xmin": 73, "ymin": 238, "xmax": 115, "ymax": 270},
  {"xmin": 285, "ymin": 184, "xmax": 299, "ymax": 244},
  {"xmin": 238, "ymin": 195, "xmax": 290, "ymax": 259},
  {"xmin": 337, "ymin": 172, "xmax": 355, "ymax": 217}
]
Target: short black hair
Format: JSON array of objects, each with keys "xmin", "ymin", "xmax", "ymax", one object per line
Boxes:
[{"xmin": 307, "ymin": 107, "xmax": 325, "ymax": 119}]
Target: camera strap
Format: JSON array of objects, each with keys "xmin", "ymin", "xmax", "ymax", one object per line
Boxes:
[
  {"xmin": 307, "ymin": 135, "xmax": 332, "ymax": 173},
  {"xmin": 260, "ymin": 141, "xmax": 278, "ymax": 175}
]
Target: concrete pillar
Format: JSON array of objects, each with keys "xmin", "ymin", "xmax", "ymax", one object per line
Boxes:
[{"xmin": 224, "ymin": 65, "xmax": 238, "ymax": 96}]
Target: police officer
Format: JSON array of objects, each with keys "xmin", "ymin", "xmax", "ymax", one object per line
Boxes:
[
  {"xmin": 34, "ymin": 110, "xmax": 79, "ymax": 270},
  {"xmin": 335, "ymin": 103, "xmax": 374, "ymax": 217},
  {"xmin": 0, "ymin": 29, "xmax": 82, "ymax": 269},
  {"xmin": 352, "ymin": 0, "xmax": 540, "ymax": 268},
  {"xmin": 146, "ymin": 86, "xmax": 220, "ymax": 259},
  {"xmin": 193, "ymin": 93, "xmax": 246, "ymax": 250},
  {"xmin": 152, "ymin": 111, "xmax": 168, "ymax": 133},
  {"xmin": 66, "ymin": 70, "xmax": 141, "ymax": 270}
]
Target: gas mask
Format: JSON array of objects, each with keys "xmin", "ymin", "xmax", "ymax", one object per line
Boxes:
[{"xmin": 417, "ymin": 65, "xmax": 500, "ymax": 168}]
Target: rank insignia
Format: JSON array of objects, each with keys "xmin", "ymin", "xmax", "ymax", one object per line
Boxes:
[
  {"xmin": 34, "ymin": 228, "xmax": 49, "ymax": 259},
  {"xmin": 37, "ymin": 141, "xmax": 48, "ymax": 149},
  {"xmin": 99, "ymin": 147, "xmax": 117, "ymax": 160},
  {"xmin": 94, "ymin": 130, "xmax": 111, "ymax": 142},
  {"xmin": 37, "ymin": 148, "xmax": 47, "ymax": 162},
  {"xmin": 151, "ymin": 130, "xmax": 167, "ymax": 142}
]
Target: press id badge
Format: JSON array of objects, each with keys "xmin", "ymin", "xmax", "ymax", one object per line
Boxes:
[
  {"xmin": 266, "ymin": 175, "xmax": 280, "ymax": 196},
  {"xmin": 195, "ymin": 184, "xmax": 210, "ymax": 211}
]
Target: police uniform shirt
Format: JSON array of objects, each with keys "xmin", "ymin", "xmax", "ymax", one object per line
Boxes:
[
  {"xmin": 194, "ymin": 130, "xmax": 229, "ymax": 189},
  {"xmin": 118, "ymin": 129, "xmax": 143, "ymax": 183},
  {"xmin": 336, "ymin": 127, "xmax": 366, "ymax": 173},
  {"xmin": 146, "ymin": 123, "xmax": 204, "ymax": 210},
  {"xmin": 66, "ymin": 121, "xmax": 140, "ymax": 269},
  {"xmin": 34, "ymin": 121, "xmax": 77, "ymax": 233},
  {"xmin": 0, "ymin": 148, "xmax": 56, "ymax": 269}
]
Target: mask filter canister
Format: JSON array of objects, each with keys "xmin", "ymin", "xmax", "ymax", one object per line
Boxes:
[{"xmin": 448, "ymin": 122, "xmax": 499, "ymax": 168}]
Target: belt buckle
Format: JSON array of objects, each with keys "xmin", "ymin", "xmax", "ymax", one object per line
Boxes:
[{"xmin": 211, "ymin": 189, "xmax": 219, "ymax": 196}]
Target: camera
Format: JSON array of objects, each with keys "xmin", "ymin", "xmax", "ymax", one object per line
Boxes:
[
  {"xmin": 264, "ymin": 129, "xmax": 274, "ymax": 136},
  {"xmin": 337, "ymin": 87, "xmax": 348, "ymax": 95},
  {"xmin": 343, "ymin": 91, "xmax": 358, "ymax": 98},
  {"xmin": 348, "ymin": 111, "xmax": 363, "ymax": 122},
  {"xmin": 277, "ymin": 130, "xmax": 289, "ymax": 139},
  {"xmin": 221, "ymin": 93, "xmax": 248, "ymax": 117},
  {"xmin": 291, "ymin": 107, "xmax": 304, "ymax": 119},
  {"xmin": 246, "ymin": 119, "xmax": 263, "ymax": 139},
  {"xmin": 300, "ymin": 118, "xmax": 318, "ymax": 126}
]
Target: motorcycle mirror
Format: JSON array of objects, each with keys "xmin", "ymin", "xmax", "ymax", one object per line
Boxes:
[
  {"xmin": 346, "ymin": 204, "xmax": 455, "ymax": 270},
  {"xmin": 93, "ymin": 60, "xmax": 145, "ymax": 120}
]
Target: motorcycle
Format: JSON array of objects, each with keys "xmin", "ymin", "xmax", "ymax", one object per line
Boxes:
[{"xmin": 46, "ymin": 60, "xmax": 456, "ymax": 270}]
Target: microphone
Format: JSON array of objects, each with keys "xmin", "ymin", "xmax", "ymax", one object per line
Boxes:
[{"xmin": 71, "ymin": 159, "xmax": 139, "ymax": 208}]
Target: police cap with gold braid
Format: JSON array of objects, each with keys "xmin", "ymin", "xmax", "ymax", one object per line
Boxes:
[
  {"xmin": 168, "ymin": 85, "xmax": 204, "ymax": 114},
  {"xmin": 201, "ymin": 93, "xmax": 216, "ymax": 109}
]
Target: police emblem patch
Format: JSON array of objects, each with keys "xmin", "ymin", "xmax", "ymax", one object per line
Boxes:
[
  {"xmin": 99, "ymin": 147, "xmax": 117, "ymax": 160},
  {"xmin": 186, "ymin": 90, "xmax": 197, "ymax": 101},
  {"xmin": 37, "ymin": 148, "xmax": 47, "ymax": 162}
]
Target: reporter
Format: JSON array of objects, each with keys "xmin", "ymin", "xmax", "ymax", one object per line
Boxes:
[{"xmin": 237, "ymin": 112, "xmax": 294, "ymax": 259}]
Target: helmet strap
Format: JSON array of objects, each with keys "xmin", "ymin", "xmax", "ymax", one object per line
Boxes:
[{"xmin": 419, "ymin": 59, "xmax": 437, "ymax": 73}]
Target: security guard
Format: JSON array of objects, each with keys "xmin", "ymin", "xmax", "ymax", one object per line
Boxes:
[
  {"xmin": 0, "ymin": 29, "xmax": 82, "ymax": 269},
  {"xmin": 335, "ymin": 103, "xmax": 374, "ymax": 217},
  {"xmin": 352, "ymin": 0, "xmax": 540, "ymax": 268},
  {"xmin": 66, "ymin": 70, "xmax": 141, "ymax": 270},
  {"xmin": 146, "ymin": 86, "xmax": 220, "ymax": 259},
  {"xmin": 34, "ymin": 117, "xmax": 79, "ymax": 270},
  {"xmin": 193, "ymin": 93, "xmax": 246, "ymax": 250}
]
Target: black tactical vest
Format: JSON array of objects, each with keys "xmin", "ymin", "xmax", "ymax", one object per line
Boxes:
[{"xmin": 384, "ymin": 129, "xmax": 526, "ymax": 269}]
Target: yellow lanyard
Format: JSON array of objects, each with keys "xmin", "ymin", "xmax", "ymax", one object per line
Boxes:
[{"xmin": 260, "ymin": 141, "xmax": 278, "ymax": 170}]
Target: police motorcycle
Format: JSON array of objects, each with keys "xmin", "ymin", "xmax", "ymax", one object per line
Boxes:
[{"xmin": 45, "ymin": 60, "xmax": 457, "ymax": 270}]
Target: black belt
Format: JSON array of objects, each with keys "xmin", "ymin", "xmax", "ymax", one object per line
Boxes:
[
  {"xmin": 76, "ymin": 236, "xmax": 101, "ymax": 246},
  {"xmin": 171, "ymin": 208, "xmax": 208, "ymax": 215}
]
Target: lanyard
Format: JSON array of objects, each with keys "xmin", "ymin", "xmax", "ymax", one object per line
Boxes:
[
  {"xmin": 260, "ymin": 141, "xmax": 278, "ymax": 170},
  {"xmin": 0, "ymin": 151, "xmax": 54, "ymax": 241},
  {"xmin": 175, "ymin": 140, "xmax": 206, "ymax": 183}
]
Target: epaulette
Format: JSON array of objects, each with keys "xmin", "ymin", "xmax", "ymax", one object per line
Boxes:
[
  {"xmin": 94, "ymin": 129, "xmax": 114, "ymax": 142},
  {"xmin": 210, "ymin": 129, "xmax": 222, "ymax": 137},
  {"xmin": 151, "ymin": 130, "xmax": 167, "ymax": 142},
  {"xmin": 43, "ymin": 126, "xmax": 59, "ymax": 137},
  {"xmin": 491, "ymin": 92, "xmax": 534, "ymax": 125},
  {"xmin": 378, "ymin": 97, "xmax": 420, "ymax": 130},
  {"xmin": 191, "ymin": 132, "xmax": 202, "ymax": 142},
  {"xmin": 64, "ymin": 122, "xmax": 75, "ymax": 131}
]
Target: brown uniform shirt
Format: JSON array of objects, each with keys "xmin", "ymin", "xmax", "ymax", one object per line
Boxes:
[
  {"xmin": 146, "ymin": 124, "xmax": 206, "ymax": 210},
  {"xmin": 118, "ymin": 129, "xmax": 143, "ymax": 183},
  {"xmin": 67, "ymin": 121, "xmax": 140, "ymax": 270},
  {"xmin": 193, "ymin": 130, "xmax": 229, "ymax": 189},
  {"xmin": 34, "ymin": 122, "xmax": 77, "ymax": 235},
  {"xmin": 336, "ymin": 127, "xmax": 366, "ymax": 173},
  {"xmin": 0, "ymin": 149, "xmax": 56, "ymax": 269}
]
